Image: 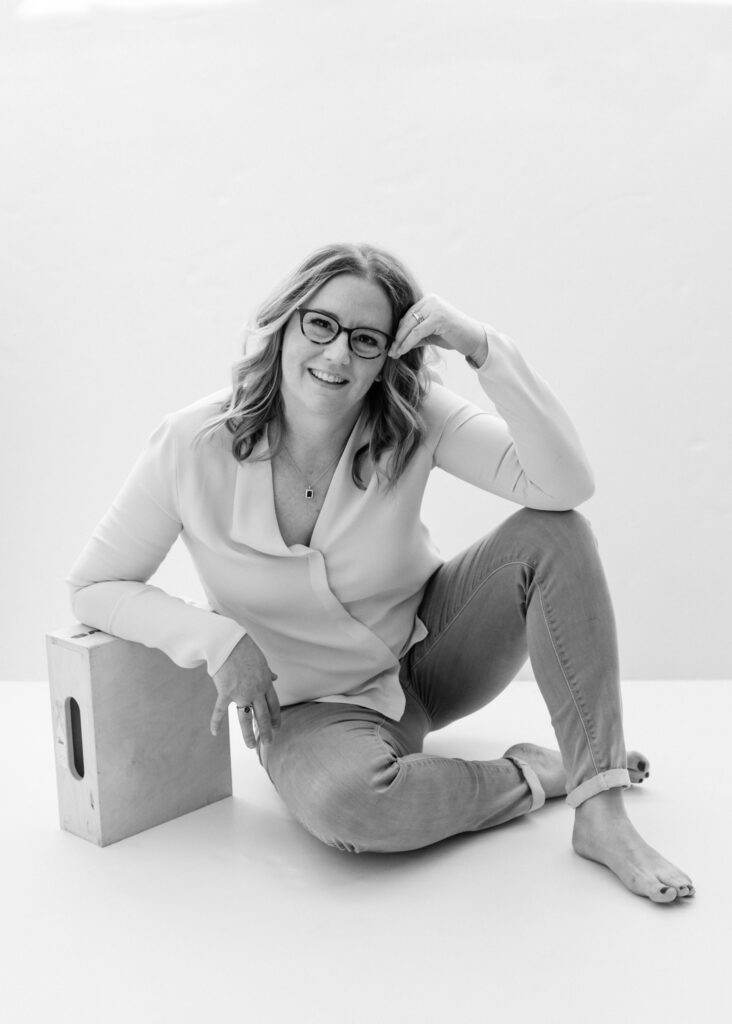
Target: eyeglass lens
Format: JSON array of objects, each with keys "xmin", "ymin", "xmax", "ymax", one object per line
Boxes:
[{"xmin": 301, "ymin": 311, "xmax": 387, "ymax": 358}]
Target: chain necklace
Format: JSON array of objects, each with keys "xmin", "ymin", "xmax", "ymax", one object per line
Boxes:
[{"xmin": 280, "ymin": 440, "xmax": 347, "ymax": 500}]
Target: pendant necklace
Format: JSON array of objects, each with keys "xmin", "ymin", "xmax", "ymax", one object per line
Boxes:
[{"xmin": 280, "ymin": 440, "xmax": 346, "ymax": 500}]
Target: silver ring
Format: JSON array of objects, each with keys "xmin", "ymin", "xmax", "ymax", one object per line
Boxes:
[
  {"xmin": 236, "ymin": 704, "xmax": 253, "ymax": 714},
  {"xmin": 412, "ymin": 311, "xmax": 424, "ymax": 324}
]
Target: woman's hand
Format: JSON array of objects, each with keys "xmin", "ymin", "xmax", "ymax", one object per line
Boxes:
[
  {"xmin": 210, "ymin": 633, "xmax": 281, "ymax": 749},
  {"xmin": 388, "ymin": 293, "xmax": 487, "ymax": 363}
]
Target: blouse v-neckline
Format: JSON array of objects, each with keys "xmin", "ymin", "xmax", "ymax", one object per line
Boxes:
[{"xmin": 263, "ymin": 408, "xmax": 370, "ymax": 554}]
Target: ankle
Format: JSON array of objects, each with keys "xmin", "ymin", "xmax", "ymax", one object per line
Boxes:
[{"xmin": 574, "ymin": 787, "xmax": 627, "ymax": 819}]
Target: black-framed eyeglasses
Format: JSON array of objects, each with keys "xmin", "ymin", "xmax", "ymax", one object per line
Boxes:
[{"xmin": 296, "ymin": 307, "xmax": 393, "ymax": 360}]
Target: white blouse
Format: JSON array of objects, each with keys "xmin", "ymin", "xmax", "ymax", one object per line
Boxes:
[{"xmin": 66, "ymin": 326, "xmax": 595, "ymax": 722}]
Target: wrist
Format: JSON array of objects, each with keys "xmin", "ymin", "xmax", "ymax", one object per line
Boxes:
[{"xmin": 465, "ymin": 324, "xmax": 489, "ymax": 369}]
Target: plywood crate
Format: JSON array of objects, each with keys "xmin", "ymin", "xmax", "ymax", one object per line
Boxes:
[{"xmin": 46, "ymin": 625, "xmax": 232, "ymax": 846}]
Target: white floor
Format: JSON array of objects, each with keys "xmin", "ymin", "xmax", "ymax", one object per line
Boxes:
[{"xmin": 3, "ymin": 678, "xmax": 730, "ymax": 1024}]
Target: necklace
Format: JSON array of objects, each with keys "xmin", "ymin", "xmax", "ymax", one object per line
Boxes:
[{"xmin": 280, "ymin": 440, "xmax": 346, "ymax": 500}]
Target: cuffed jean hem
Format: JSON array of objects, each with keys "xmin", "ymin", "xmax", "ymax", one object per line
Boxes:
[
  {"xmin": 565, "ymin": 768, "xmax": 632, "ymax": 808},
  {"xmin": 504, "ymin": 755, "xmax": 546, "ymax": 811}
]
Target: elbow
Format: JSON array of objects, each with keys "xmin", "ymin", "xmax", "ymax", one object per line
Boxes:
[
  {"xmin": 65, "ymin": 572, "xmax": 97, "ymax": 624},
  {"xmin": 66, "ymin": 577, "xmax": 86, "ymax": 621},
  {"xmin": 65, "ymin": 569, "xmax": 84, "ymax": 597},
  {"xmin": 543, "ymin": 471, "xmax": 595, "ymax": 511},
  {"xmin": 581, "ymin": 467, "xmax": 596, "ymax": 502},
  {"xmin": 565, "ymin": 472, "xmax": 596, "ymax": 509},
  {"xmin": 563, "ymin": 455, "xmax": 596, "ymax": 506},
  {"xmin": 530, "ymin": 466, "xmax": 595, "ymax": 511}
]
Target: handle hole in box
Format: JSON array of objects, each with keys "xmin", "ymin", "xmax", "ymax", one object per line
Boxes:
[{"xmin": 65, "ymin": 697, "xmax": 85, "ymax": 779}]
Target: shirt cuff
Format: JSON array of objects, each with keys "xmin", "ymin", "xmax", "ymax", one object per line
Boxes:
[{"xmin": 465, "ymin": 323, "xmax": 492, "ymax": 369}]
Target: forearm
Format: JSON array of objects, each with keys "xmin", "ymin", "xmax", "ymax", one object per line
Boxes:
[
  {"xmin": 68, "ymin": 578, "xmax": 248, "ymax": 678},
  {"xmin": 473, "ymin": 325, "xmax": 595, "ymax": 504}
]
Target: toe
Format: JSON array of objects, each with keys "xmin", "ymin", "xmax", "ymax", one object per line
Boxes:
[
  {"xmin": 627, "ymin": 750, "xmax": 650, "ymax": 775},
  {"xmin": 650, "ymin": 884, "xmax": 677, "ymax": 903},
  {"xmin": 671, "ymin": 877, "xmax": 695, "ymax": 897}
]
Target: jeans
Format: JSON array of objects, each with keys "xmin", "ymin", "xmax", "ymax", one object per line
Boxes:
[{"xmin": 257, "ymin": 508, "xmax": 632, "ymax": 853}]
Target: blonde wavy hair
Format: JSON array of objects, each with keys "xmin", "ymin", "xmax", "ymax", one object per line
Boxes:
[{"xmin": 191, "ymin": 242, "xmax": 441, "ymax": 492}]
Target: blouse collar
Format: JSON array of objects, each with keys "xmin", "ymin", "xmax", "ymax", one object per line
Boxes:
[{"xmin": 229, "ymin": 404, "xmax": 372, "ymax": 556}]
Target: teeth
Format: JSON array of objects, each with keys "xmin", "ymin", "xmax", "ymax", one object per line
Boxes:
[{"xmin": 311, "ymin": 369, "xmax": 346, "ymax": 384}]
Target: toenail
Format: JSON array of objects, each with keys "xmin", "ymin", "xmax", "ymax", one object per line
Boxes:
[
  {"xmin": 639, "ymin": 760, "xmax": 647, "ymax": 771},
  {"xmin": 660, "ymin": 886, "xmax": 669, "ymax": 894}
]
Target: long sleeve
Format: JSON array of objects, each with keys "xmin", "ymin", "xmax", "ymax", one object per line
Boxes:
[
  {"xmin": 65, "ymin": 414, "xmax": 248, "ymax": 677},
  {"xmin": 432, "ymin": 325, "xmax": 595, "ymax": 509}
]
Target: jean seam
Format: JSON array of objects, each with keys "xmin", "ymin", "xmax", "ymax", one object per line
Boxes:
[
  {"xmin": 372, "ymin": 745, "xmax": 520, "ymax": 775},
  {"xmin": 372, "ymin": 720, "xmax": 526, "ymax": 784},
  {"xmin": 533, "ymin": 570, "xmax": 601, "ymax": 778},
  {"xmin": 409, "ymin": 555, "xmax": 602, "ymax": 780},
  {"xmin": 369, "ymin": 717, "xmax": 403, "ymax": 785},
  {"xmin": 409, "ymin": 558, "xmax": 537, "ymax": 675},
  {"xmin": 374, "ymin": 716, "xmax": 388, "ymax": 751},
  {"xmin": 399, "ymin": 676, "xmax": 433, "ymax": 729}
]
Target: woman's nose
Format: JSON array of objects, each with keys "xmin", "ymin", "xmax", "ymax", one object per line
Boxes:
[{"xmin": 326, "ymin": 328, "xmax": 352, "ymax": 363}]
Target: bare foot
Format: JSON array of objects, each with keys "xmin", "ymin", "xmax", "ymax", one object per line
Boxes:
[
  {"xmin": 502, "ymin": 743, "xmax": 651, "ymax": 800},
  {"xmin": 503, "ymin": 742, "xmax": 567, "ymax": 798},
  {"xmin": 572, "ymin": 788, "xmax": 696, "ymax": 903}
]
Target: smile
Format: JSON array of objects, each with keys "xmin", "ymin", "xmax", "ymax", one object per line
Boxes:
[{"xmin": 308, "ymin": 369, "xmax": 348, "ymax": 386}]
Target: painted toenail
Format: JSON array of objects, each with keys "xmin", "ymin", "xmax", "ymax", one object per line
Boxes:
[
  {"xmin": 660, "ymin": 886, "xmax": 670, "ymax": 894},
  {"xmin": 639, "ymin": 760, "xmax": 647, "ymax": 771}
]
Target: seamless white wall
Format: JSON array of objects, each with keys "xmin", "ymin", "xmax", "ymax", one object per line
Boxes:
[{"xmin": 2, "ymin": 0, "xmax": 730, "ymax": 680}]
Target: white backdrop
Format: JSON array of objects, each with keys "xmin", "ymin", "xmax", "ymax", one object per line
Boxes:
[{"xmin": 2, "ymin": 0, "xmax": 730, "ymax": 680}]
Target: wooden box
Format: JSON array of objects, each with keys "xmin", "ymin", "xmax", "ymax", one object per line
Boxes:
[{"xmin": 46, "ymin": 624, "xmax": 232, "ymax": 846}]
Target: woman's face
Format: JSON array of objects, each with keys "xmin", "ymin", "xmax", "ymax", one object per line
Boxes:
[{"xmin": 279, "ymin": 273, "xmax": 391, "ymax": 426}]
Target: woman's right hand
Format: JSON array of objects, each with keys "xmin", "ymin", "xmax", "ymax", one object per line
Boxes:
[{"xmin": 210, "ymin": 634, "xmax": 281, "ymax": 749}]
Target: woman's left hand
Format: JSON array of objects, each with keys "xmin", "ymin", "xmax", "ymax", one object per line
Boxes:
[{"xmin": 389, "ymin": 294, "xmax": 485, "ymax": 361}]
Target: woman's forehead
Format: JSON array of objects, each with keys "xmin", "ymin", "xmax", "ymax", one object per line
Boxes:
[{"xmin": 309, "ymin": 275, "xmax": 392, "ymax": 327}]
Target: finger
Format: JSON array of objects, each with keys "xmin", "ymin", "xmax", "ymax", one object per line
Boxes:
[
  {"xmin": 266, "ymin": 687, "xmax": 282, "ymax": 730},
  {"xmin": 251, "ymin": 697, "xmax": 276, "ymax": 745},
  {"xmin": 236, "ymin": 703, "xmax": 257, "ymax": 748},
  {"xmin": 391, "ymin": 321, "xmax": 431, "ymax": 359},
  {"xmin": 395, "ymin": 305, "xmax": 429, "ymax": 358},
  {"xmin": 391, "ymin": 309, "xmax": 426, "ymax": 353},
  {"xmin": 210, "ymin": 694, "xmax": 230, "ymax": 736}
]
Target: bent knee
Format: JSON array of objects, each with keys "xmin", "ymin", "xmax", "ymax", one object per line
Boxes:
[
  {"xmin": 515, "ymin": 507, "xmax": 590, "ymax": 528},
  {"xmin": 296, "ymin": 763, "xmax": 406, "ymax": 854},
  {"xmin": 511, "ymin": 507, "xmax": 597, "ymax": 548}
]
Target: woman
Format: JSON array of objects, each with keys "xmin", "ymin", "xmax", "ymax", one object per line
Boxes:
[{"xmin": 67, "ymin": 241, "xmax": 694, "ymax": 903}]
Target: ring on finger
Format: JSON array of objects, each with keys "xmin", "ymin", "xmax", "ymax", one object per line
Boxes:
[{"xmin": 236, "ymin": 704, "xmax": 254, "ymax": 715}]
